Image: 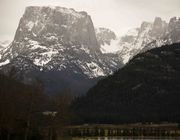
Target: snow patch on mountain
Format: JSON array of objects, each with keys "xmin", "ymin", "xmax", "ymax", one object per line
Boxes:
[
  {"xmin": 80, "ymin": 45, "xmax": 90, "ymax": 54},
  {"xmin": 122, "ymin": 53, "xmax": 131, "ymax": 64},
  {"xmin": 26, "ymin": 21, "xmax": 34, "ymax": 31},
  {"xmin": 100, "ymin": 39, "xmax": 120, "ymax": 53},
  {"xmin": 0, "ymin": 59, "xmax": 10, "ymax": 67},
  {"xmin": 86, "ymin": 62, "xmax": 105, "ymax": 78},
  {"xmin": 33, "ymin": 49, "xmax": 59, "ymax": 66},
  {"xmin": 29, "ymin": 40, "xmax": 47, "ymax": 50}
]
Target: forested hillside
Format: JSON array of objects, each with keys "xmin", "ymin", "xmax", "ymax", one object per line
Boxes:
[{"xmin": 72, "ymin": 43, "xmax": 180, "ymax": 124}]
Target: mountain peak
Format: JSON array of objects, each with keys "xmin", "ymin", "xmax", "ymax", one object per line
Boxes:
[
  {"xmin": 168, "ymin": 17, "xmax": 180, "ymax": 30},
  {"xmin": 25, "ymin": 6, "xmax": 88, "ymax": 18},
  {"xmin": 13, "ymin": 6, "xmax": 99, "ymax": 53},
  {"xmin": 169, "ymin": 17, "xmax": 177, "ymax": 22},
  {"xmin": 150, "ymin": 17, "xmax": 167, "ymax": 38},
  {"xmin": 0, "ymin": 6, "xmax": 123, "ymax": 95},
  {"xmin": 153, "ymin": 17, "xmax": 163, "ymax": 27},
  {"xmin": 140, "ymin": 21, "xmax": 152, "ymax": 30}
]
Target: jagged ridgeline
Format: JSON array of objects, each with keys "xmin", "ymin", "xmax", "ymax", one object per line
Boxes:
[
  {"xmin": 0, "ymin": 6, "xmax": 180, "ymax": 96},
  {"xmin": 72, "ymin": 43, "xmax": 180, "ymax": 124},
  {"xmin": 0, "ymin": 6, "xmax": 123, "ymax": 95},
  {"xmin": 118, "ymin": 17, "xmax": 180, "ymax": 63}
]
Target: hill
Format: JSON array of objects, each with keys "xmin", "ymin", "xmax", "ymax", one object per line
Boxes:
[{"xmin": 72, "ymin": 43, "xmax": 180, "ymax": 124}]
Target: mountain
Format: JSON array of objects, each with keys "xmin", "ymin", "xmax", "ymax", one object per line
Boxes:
[
  {"xmin": 95, "ymin": 27, "xmax": 120, "ymax": 53},
  {"xmin": 118, "ymin": 28, "xmax": 139, "ymax": 63},
  {"xmin": 0, "ymin": 6, "xmax": 123, "ymax": 95},
  {"xmin": 0, "ymin": 40, "xmax": 11, "ymax": 61},
  {"xmin": 118, "ymin": 17, "xmax": 180, "ymax": 63},
  {"xmin": 0, "ymin": 45, "xmax": 4, "ymax": 51},
  {"xmin": 95, "ymin": 27, "xmax": 116, "ymax": 46},
  {"xmin": 72, "ymin": 43, "xmax": 180, "ymax": 124},
  {"xmin": 0, "ymin": 45, "xmax": 4, "ymax": 53}
]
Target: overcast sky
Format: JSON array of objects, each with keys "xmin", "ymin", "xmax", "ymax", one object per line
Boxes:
[{"xmin": 0, "ymin": 0, "xmax": 180, "ymax": 41}]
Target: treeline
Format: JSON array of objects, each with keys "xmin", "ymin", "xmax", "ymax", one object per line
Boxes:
[{"xmin": 0, "ymin": 73, "xmax": 73, "ymax": 140}]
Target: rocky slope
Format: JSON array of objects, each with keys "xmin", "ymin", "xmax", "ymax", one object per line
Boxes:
[
  {"xmin": 0, "ymin": 40, "xmax": 11, "ymax": 62},
  {"xmin": 118, "ymin": 17, "xmax": 180, "ymax": 63},
  {"xmin": 0, "ymin": 45, "xmax": 4, "ymax": 51},
  {"xmin": 0, "ymin": 6, "xmax": 122, "ymax": 95},
  {"xmin": 72, "ymin": 43, "xmax": 180, "ymax": 124},
  {"xmin": 0, "ymin": 45, "xmax": 3, "ymax": 53}
]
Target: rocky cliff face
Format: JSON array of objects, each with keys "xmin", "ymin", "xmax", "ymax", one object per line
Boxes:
[
  {"xmin": 2, "ymin": 6, "xmax": 99, "ymax": 60},
  {"xmin": 118, "ymin": 17, "xmax": 180, "ymax": 63},
  {"xmin": 14, "ymin": 6, "xmax": 99, "ymax": 52},
  {"xmin": 0, "ymin": 40, "xmax": 11, "ymax": 57},
  {"xmin": 0, "ymin": 6, "xmax": 122, "ymax": 95}
]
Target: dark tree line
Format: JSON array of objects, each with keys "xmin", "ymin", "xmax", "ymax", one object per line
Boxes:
[{"xmin": 0, "ymin": 73, "xmax": 73, "ymax": 140}]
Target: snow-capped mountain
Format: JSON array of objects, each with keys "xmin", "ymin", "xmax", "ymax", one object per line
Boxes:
[
  {"xmin": 95, "ymin": 27, "xmax": 120, "ymax": 53},
  {"xmin": 0, "ymin": 6, "xmax": 123, "ymax": 95},
  {"xmin": 118, "ymin": 28, "xmax": 139, "ymax": 63},
  {"xmin": 95, "ymin": 17, "xmax": 180, "ymax": 64},
  {"xmin": 0, "ymin": 6, "xmax": 179, "ymax": 95},
  {"xmin": 0, "ymin": 40, "xmax": 11, "ymax": 60},
  {"xmin": 95, "ymin": 27, "xmax": 116, "ymax": 46},
  {"xmin": 118, "ymin": 17, "xmax": 180, "ymax": 63}
]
